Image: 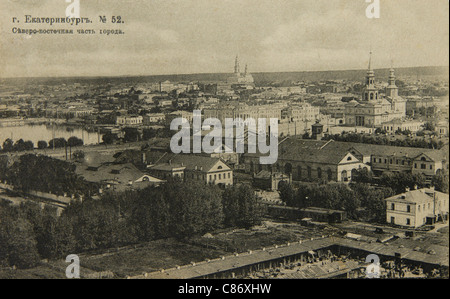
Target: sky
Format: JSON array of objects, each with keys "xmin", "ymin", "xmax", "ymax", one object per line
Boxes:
[{"xmin": 0, "ymin": 0, "xmax": 448, "ymax": 78}]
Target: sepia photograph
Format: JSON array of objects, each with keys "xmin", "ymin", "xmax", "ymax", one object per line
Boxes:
[{"xmin": 0, "ymin": 0, "xmax": 448, "ymax": 286}]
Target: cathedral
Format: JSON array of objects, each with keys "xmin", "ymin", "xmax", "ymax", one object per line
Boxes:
[
  {"xmin": 226, "ymin": 55, "xmax": 255, "ymax": 85},
  {"xmin": 344, "ymin": 53, "xmax": 406, "ymax": 128}
]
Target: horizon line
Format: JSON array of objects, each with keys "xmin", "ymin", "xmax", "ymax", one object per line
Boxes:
[{"xmin": 0, "ymin": 64, "xmax": 448, "ymax": 81}]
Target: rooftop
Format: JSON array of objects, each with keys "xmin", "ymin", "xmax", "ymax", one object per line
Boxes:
[{"xmin": 385, "ymin": 188, "xmax": 449, "ymax": 204}]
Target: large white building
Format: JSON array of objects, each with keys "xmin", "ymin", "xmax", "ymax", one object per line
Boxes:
[
  {"xmin": 116, "ymin": 115, "xmax": 143, "ymax": 126},
  {"xmin": 385, "ymin": 188, "xmax": 449, "ymax": 228},
  {"xmin": 344, "ymin": 54, "xmax": 406, "ymax": 128}
]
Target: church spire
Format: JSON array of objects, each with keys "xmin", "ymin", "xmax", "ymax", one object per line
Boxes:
[
  {"xmin": 386, "ymin": 60, "xmax": 398, "ymax": 98},
  {"xmin": 234, "ymin": 55, "xmax": 240, "ymax": 74},
  {"xmin": 244, "ymin": 64, "xmax": 248, "ymax": 76},
  {"xmin": 362, "ymin": 51, "xmax": 378, "ymax": 101}
]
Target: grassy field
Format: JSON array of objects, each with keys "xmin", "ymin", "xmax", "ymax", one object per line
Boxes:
[
  {"xmin": 77, "ymin": 238, "xmax": 228, "ymax": 277},
  {"xmin": 0, "ymin": 265, "xmax": 64, "ymax": 279}
]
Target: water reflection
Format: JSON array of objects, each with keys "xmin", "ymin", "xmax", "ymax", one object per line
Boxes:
[{"xmin": 0, "ymin": 124, "xmax": 102, "ymax": 146}]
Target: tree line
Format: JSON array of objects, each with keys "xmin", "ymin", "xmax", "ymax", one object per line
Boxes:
[
  {"xmin": 1, "ymin": 136, "xmax": 84, "ymax": 153},
  {"xmin": 322, "ymin": 132, "xmax": 445, "ymax": 150},
  {"xmin": 279, "ymin": 169, "xmax": 449, "ymax": 224},
  {"xmin": 279, "ymin": 181, "xmax": 394, "ymax": 223},
  {"xmin": 352, "ymin": 168, "xmax": 449, "ymax": 194},
  {"xmin": 102, "ymin": 127, "xmax": 173, "ymax": 145},
  {"xmin": 0, "ymin": 180, "xmax": 264, "ymax": 269},
  {"xmin": 0, "ymin": 154, "xmax": 98, "ymax": 197}
]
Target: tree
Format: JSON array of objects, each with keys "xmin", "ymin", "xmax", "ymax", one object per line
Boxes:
[
  {"xmin": 0, "ymin": 216, "xmax": 40, "ymax": 269},
  {"xmin": 102, "ymin": 133, "xmax": 118, "ymax": 145},
  {"xmin": 2, "ymin": 138, "xmax": 14, "ymax": 152},
  {"xmin": 48, "ymin": 138, "xmax": 67, "ymax": 149},
  {"xmin": 379, "ymin": 172, "xmax": 426, "ymax": 194},
  {"xmin": 423, "ymin": 122, "xmax": 435, "ymax": 132},
  {"xmin": 123, "ymin": 128, "xmax": 141, "ymax": 143},
  {"xmin": 6, "ymin": 154, "xmax": 98, "ymax": 197},
  {"xmin": 432, "ymin": 172, "xmax": 449, "ymax": 194},
  {"xmin": 73, "ymin": 150, "xmax": 85, "ymax": 160},
  {"xmin": 351, "ymin": 168, "xmax": 373, "ymax": 184},
  {"xmin": 24, "ymin": 141, "xmax": 34, "ymax": 151},
  {"xmin": 222, "ymin": 184, "xmax": 264, "ymax": 228},
  {"xmin": 13, "ymin": 139, "xmax": 26, "ymax": 152},
  {"xmin": 164, "ymin": 181, "xmax": 224, "ymax": 238},
  {"xmin": 131, "ymin": 180, "xmax": 224, "ymax": 240},
  {"xmin": 279, "ymin": 182, "xmax": 296, "ymax": 207},
  {"xmin": 37, "ymin": 140, "xmax": 48, "ymax": 149},
  {"xmin": 67, "ymin": 136, "xmax": 84, "ymax": 147}
]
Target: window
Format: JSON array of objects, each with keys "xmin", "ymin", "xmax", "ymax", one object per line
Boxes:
[
  {"xmin": 430, "ymin": 165, "xmax": 433, "ymax": 170},
  {"xmin": 421, "ymin": 164, "xmax": 426, "ymax": 170},
  {"xmin": 228, "ymin": 173, "xmax": 230, "ymax": 179},
  {"xmin": 347, "ymin": 157, "xmax": 352, "ymax": 161},
  {"xmin": 391, "ymin": 203, "xmax": 395, "ymax": 210},
  {"xmin": 219, "ymin": 174, "xmax": 221, "ymax": 179},
  {"xmin": 414, "ymin": 163, "xmax": 417, "ymax": 169},
  {"xmin": 391, "ymin": 217, "xmax": 395, "ymax": 224},
  {"xmin": 418, "ymin": 205, "xmax": 421, "ymax": 212},
  {"xmin": 406, "ymin": 218, "xmax": 411, "ymax": 225},
  {"xmin": 407, "ymin": 205, "xmax": 411, "ymax": 213}
]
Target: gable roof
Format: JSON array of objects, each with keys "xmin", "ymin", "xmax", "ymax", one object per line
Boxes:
[
  {"xmin": 246, "ymin": 138, "xmax": 360, "ymax": 165},
  {"xmin": 385, "ymin": 188, "xmax": 449, "ymax": 204},
  {"xmin": 150, "ymin": 154, "xmax": 230, "ymax": 173}
]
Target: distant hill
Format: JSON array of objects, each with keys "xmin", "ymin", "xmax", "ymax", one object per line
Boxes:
[
  {"xmin": 252, "ymin": 66, "xmax": 449, "ymax": 85},
  {"xmin": 1, "ymin": 66, "xmax": 448, "ymax": 87}
]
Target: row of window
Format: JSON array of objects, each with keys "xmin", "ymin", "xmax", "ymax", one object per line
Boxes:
[
  {"xmin": 207, "ymin": 172, "xmax": 231, "ymax": 181},
  {"xmin": 391, "ymin": 202, "xmax": 433, "ymax": 213},
  {"xmin": 373, "ymin": 157, "xmax": 435, "ymax": 170},
  {"xmin": 414, "ymin": 163, "xmax": 433, "ymax": 170},
  {"xmin": 374, "ymin": 157, "xmax": 411, "ymax": 166}
]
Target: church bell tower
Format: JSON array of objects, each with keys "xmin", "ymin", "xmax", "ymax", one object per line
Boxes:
[{"xmin": 362, "ymin": 51, "xmax": 379, "ymax": 101}]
